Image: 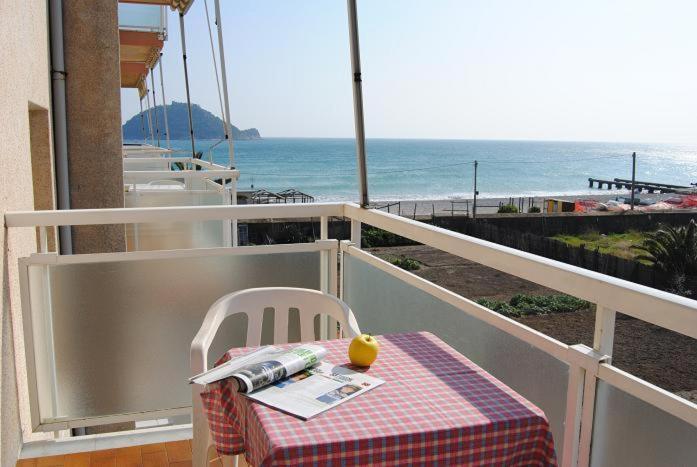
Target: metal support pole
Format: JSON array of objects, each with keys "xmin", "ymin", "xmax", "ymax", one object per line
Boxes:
[
  {"xmin": 473, "ymin": 160, "xmax": 479, "ymax": 219},
  {"xmin": 214, "ymin": 0, "xmax": 238, "ymax": 246},
  {"xmin": 347, "ymin": 0, "xmax": 369, "ymax": 207},
  {"xmin": 213, "ymin": 0, "xmax": 235, "ymax": 170},
  {"xmin": 49, "ymin": 0, "xmax": 72, "ymax": 254},
  {"xmin": 138, "ymin": 98, "xmax": 147, "ymax": 143},
  {"xmin": 205, "ymin": 0, "xmax": 228, "ymax": 141},
  {"xmin": 630, "ymin": 152, "xmax": 636, "ymax": 210},
  {"xmin": 145, "ymin": 85, "xmax": 154, "ymax": 144},
  {"xmin": 179, "ymin": 13, "xmax": 196, "ymax": 159},
  {"xmin": 150, "ymin": 70, "xmax": 160, "ymax": 147},
  {"xmin": 158, "ymin": 53, "xmax": 171, "ymax": 148}
]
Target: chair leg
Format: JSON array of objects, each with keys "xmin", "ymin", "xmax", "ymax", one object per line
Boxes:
[
  {"xmin": 193, "ymin": 385, "xmax": 213, "ymax": 467},
  {"xmin": 221, "ymin": 455, "xmax": 238, "ymax": 467}
]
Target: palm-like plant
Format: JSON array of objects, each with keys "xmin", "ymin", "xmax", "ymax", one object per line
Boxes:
[{"xmin": 635, "ymin": 221, "xmax": 697, "ymax": 292}]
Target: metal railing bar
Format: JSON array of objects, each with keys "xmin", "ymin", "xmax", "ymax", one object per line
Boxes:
[{"xmin": 5, "ymin": 203, "xmax": 345, "ymax": 228}]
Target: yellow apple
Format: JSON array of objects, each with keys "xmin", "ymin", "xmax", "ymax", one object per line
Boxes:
[{"xmin": 348, "ymin": 334, "xmax": 379, "ymax": 367}]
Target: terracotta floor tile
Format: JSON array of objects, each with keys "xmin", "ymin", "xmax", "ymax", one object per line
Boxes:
[
  {"xmin": 89, "ymin": 449, "xmax": 117, "ymax": 461},
  {"xmin": 139, "ymin": 444, "xmax": 165, "ymax": 455},
  {"xmin": 37, "ymin": 455, "xmax": 65, "ymax": 467},
  {"xmin": 168, "ymin": 462, "xmax": 192, "ymax": 467},
  {"xmin": 63, "ymin": 452, "xmax": 90, "ymax": 467},
  {"xmin": 141, "ymin": 451, "xmax": 168, "ymax": 467},
  {"xmin": 115, "ymin": 446, "xmax": 142, "ymax": 467},
  {"xmin": 16, "ymin": 459, "xmax": 38, "ymax": 467},
  {"xmin": 164, "ymin": 441, "xmax": 191, "ymax": 463}
]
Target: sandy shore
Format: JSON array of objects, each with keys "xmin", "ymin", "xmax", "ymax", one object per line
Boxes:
[{"xmin": 371, "ymin": 192, "xmax": 677, "ymax": 216}]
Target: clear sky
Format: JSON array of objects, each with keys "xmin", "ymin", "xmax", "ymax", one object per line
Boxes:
[{"xmin": 121, "ymin": 0, "xmax": 697, "ymax": 143}]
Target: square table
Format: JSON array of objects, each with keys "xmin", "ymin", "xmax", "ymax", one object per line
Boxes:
[{"xmin": 201, "ymin": 331, "xmax": 557, "ymax": 466}]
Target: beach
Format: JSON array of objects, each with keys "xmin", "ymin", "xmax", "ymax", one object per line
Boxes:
[{"xmin": 371, "ymin": 192, "xmax": 677, "ymax": 217}]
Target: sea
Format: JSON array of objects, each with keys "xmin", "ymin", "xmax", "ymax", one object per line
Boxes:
[{"xmin": 153, "ymin": 138, "xmax": 697, "ymax": 202}]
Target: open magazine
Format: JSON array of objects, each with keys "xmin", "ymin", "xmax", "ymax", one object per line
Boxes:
[{"xmin": 190, "ymin": 345, "xmax": 384, "ymax": 420}]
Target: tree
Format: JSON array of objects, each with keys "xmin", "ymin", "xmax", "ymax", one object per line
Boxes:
[{"xmin": 635, "ymin": 220, "xmax": 697, "ymax": 295}]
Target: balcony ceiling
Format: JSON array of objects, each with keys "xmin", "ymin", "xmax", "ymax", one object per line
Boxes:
[
  {"xmin": 120, "ymin": 30, "xmax": 163, "ymax": 97},
  {"xmin": 118, "ymin": 0, "xmax": 194, "ymax": 14}
]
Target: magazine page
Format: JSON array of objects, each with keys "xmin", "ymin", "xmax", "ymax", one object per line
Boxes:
[
  {"xmin": 233, "ymin": 344, "xmax": 327, "ymax": 393},
  {"xmin": 189, "ymin": 344, "xmax": 327, "ymax": 392},
  {"xmin": 245, "ymin": 361, "xmax": 385, "ymax": 420},
  {"xmin": 189, "ymin": 346, "xmax": 283, "ymax": 385}
]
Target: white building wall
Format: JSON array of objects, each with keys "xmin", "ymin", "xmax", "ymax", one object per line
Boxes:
[{"xmin": 0, "ymin": 0, "xmax": 54, "ymax": 464}]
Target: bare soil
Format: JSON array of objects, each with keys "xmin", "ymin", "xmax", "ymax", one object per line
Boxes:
[{"xmin": 368, "ymin": 245, "xmax": 697, "ymax": 403}]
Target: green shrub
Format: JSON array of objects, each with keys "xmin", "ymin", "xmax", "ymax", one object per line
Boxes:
[
  {"xmin": 387, "ymin": 256, "xmax": 421, "ymax": 271},
  {"xmin": 477, "ymin": 294, "xmax": 590, "ymax": 318},
  {"xmin": 362, "ymin": 227, "xmax": 414, "ymax": 248},
  {"xmin": 497, "ymin": 204, "xmax": 519, "ymax": 214},
  {"xmin": 528, "ymin": 206, "xmax": 541, "ymax": 213}
]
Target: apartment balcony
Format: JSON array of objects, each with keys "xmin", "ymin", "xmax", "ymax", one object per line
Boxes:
[
  {"xmin": 6, "ymin": 203, "xmax": 696, "ymax": 466},
  {"xmin": 122, "ymin": 148, "xmax": 239, "ymax": 250}
]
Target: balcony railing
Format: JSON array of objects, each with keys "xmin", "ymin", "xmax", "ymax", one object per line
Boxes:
[
  {"xmin": 118, "ymin": 3, "xmax": 167, "ymax": 35},
  {"xmin": 5, "ymin": 203, "xmax": 696, "ymax": 466},
  {"xmin": 123, "ymin": 156, "xmax": 239, "ymax": 250}
]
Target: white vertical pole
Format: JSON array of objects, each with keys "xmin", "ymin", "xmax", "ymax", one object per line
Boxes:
[
  {"xmin": 593, "ymin": 306, "xmax": 616, "ymax": 357},
  {"xmin": 158, "ymin": 53, "xmax": 171, "ymax": 149},
  {"xmin": 350, "ymin": 219, "xmax": 361, "ymax": 247},
  {"xmin": 319, "ymin": 216, "xmax": 329, "ymax": 339},
  {"xmin": 214, "ymin": 0, "xmax": 238, "ymax": 246},
  {"xmin": 346, "ymin": 0, "xmax": 369, "ymax": 207}
]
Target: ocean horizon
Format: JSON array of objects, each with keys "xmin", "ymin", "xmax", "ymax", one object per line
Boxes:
[{"xmin": 133, "ymin": 138, "xmax": 697, "ymax": 202}]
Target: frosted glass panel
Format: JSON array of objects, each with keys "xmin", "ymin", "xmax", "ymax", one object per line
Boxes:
[
  {"xmin": 29, "ymin": 252, "xmax": 319, "ymax": 422},
  {"xmin": 590, "ymin": 381, "xmax": 697, "ymax": 466},
  {"xmin": 125, "ymin": 191, "xmax": 228, "ymax": 250},
  {"xmin": 118, "ymin": 3, "xmax": 165, "ymax": 32},
  {"xmin": 343, "ymin": 254, "xmax": 568, "ymax": 459}
]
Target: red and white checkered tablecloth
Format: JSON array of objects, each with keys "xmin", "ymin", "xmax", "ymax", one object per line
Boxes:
[{"xmin": 201, "ymin": 331, "xmax": 557, "ymax": 466}]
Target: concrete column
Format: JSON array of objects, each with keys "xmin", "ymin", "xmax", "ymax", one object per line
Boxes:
[{"xmin": 63, "ymin": 0, "xmax": 125, "ymax": 253}]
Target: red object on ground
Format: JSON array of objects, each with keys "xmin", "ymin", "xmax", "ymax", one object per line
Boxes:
[
  {"xmin": 201, "ymin": 331, "xmax": 557, "ymax": 466},
  {"xmin": 574, "ymin": 199, "xmax": 599, "ymax": 212},
  {"xmin": 679, "ymin": 194, "xmax": 697, "ymax": 208}
]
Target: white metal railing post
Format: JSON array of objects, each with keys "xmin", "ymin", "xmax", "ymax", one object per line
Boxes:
[
  {"xmin": 573, "ymin": 305, "xmax": 616, "ymax": 466},
  {"xmin": 561, "ymin": 344, "xmax": 610, "ymax": 467},
  {"xmin": 561, "ymin": 364, "xmax": 584, "ymax": 467},
  {"xmin": 350, "ymin": 219, "xmax": 361, "ymax": 247},
  {"xmin": 319, "ymin": 216, "xmax": 329, "ymax": 339}
]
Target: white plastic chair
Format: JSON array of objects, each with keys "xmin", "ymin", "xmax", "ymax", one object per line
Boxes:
[{"xmin": 190, "ymin": 287, "xmax": 361, "ymax": 467}]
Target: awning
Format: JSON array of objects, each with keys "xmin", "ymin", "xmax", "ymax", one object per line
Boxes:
[
  {"xmin": 119, "ymin": 30, "xmax": 164, "ymax": 97},
  {"xmin": 118, "ymin": 0, "xmax": 195, "ymax": 15}
]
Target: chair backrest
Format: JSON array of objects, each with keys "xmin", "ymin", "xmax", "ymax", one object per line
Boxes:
[{"xmin": 191, "ymin": 287, "xmax": 361, "ymax": 375}]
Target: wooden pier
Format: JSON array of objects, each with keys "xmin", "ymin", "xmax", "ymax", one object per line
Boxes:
[{"xmin": 588, "ymin": 177, "xmax": 691, "ymax": 194}]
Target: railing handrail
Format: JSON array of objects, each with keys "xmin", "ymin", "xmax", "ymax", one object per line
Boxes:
[
  {"xmin": 123, "ymin": 169, "xmax": 239, "ymax": 181},
  {"xmin": 4, "ymin": 202, "xmax": 345, "ymax": 228}
]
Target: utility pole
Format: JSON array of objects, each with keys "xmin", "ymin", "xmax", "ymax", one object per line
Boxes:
[
  {"xmin": 473, "ymin": 160, "xmax": 478, "ymax": 219},
  {"xmin": 630, "ymin": 152, "xmax": 636, "ymax": 211}
]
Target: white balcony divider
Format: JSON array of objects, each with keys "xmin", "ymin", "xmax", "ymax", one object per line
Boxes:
[
  {"xmin": 19, "ymin": 241, "xmax": 335, "ymax": 431},
  {"xmin": 5, "ymin": 203, "xmax": 696, "ymax": 466}
]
